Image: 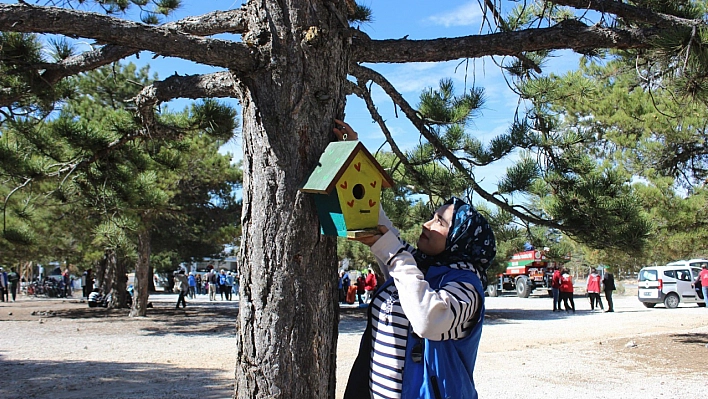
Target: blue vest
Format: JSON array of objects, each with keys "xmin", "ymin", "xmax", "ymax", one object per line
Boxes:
[{"xmin": 400, "ymin": 266, "xmax": 485, "ymax": 399}]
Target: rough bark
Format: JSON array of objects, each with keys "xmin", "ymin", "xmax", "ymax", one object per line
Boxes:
[
  {"xmin": 98, "ymin": 248, "xmax": 115, "ymax": 297},
  {"xmin": 233, "ymin": 1, "xmax": 347, "ymax": 397},
  {"xmin": 130, "ymin": 228, "xmax": 151, "ymax": 317},
  {"xmin": 108, "ymin": 256, "xmax": 128, "ymax": 308}
]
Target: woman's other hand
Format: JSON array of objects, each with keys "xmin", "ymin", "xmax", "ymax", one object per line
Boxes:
[{"xmin": 333, "ymin": 119, "xmax": 358, "ymax": 141}]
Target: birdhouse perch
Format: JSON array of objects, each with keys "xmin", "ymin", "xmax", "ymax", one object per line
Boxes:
[{"xmin": 300, "ymin": 141, "xmax": 394, "ymax": 238}]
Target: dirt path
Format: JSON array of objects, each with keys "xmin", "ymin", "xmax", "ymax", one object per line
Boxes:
[{"xmin": 0, "ymin": 292, "xmax": 706, "ymax": 398}]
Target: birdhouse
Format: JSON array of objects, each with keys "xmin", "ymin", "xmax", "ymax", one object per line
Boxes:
[{"xmin": 300, "ymin": 141, "xmax": 394, "ymax": 238}]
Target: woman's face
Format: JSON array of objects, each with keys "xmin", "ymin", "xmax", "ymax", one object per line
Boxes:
[{"xmin": 417, "ymin": 204, "xmax": 454, "ymax": 256}]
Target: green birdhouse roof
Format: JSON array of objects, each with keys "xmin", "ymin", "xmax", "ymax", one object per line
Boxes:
[{"xmin": 301, "ymin": 141, "xmax": 394, "ymax": 194}]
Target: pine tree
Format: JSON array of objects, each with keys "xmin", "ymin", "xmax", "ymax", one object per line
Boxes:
[{"xmin": 3, "ymin": 1, "xmax": 708, "ymax": 396}]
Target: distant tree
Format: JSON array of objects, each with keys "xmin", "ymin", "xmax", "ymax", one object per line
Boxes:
[
  {"xmin": 0, "ymin": 60, "xmax": 241, "ymax": 310},
  {"xmin": 528, "ymin": 55, "xmax": 708, "ymax": 264}
]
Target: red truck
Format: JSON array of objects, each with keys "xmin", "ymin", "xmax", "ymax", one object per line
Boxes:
[{"xmin": 487, "ymin": 250, "xmax": 567, "ymax": 298}]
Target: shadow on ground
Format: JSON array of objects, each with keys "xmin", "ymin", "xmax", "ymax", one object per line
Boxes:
[
  {"xmin": 0, "ymin": 356, "xmax": 233, "ymax": 399},
  {"xmin": 339, "ymin": 307, "xmax": 367, "ymax": 334},
  {"xmin": 484, "ymin": 307, "xmax": 600, "ymax": 324},
  {"xmin": 48, "ymin": 302, "xmax": 238, "ymax": 337},
  {"xmin": 671, "ymin": 332, "xmax": 708, "ymax": 345}
]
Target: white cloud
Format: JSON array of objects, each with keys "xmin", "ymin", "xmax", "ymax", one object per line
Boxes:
[{"xmin": 425, "ymin": 2, "xmax": 483, "ymax": 27}]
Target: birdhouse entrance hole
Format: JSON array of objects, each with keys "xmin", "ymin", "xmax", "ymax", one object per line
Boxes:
[{"xmin": 352, "ymin": 184, "xmax": 365, "ymax": 200}]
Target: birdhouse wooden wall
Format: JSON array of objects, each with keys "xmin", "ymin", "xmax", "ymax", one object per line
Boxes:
[
  {"xmin": 300, "ymin": 141, "xmax": 394, "ymax": 237},
  {"xmin": 334, "ymin": 150, "xmax": 381, "ymax": 230}
]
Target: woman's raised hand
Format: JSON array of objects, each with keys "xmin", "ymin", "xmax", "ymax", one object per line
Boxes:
[
  {"xmin": 333, "ymin": 119, "xmax": 358, "ymax": 141},
  {"xmin": 351, "ymin": 225, "xmax": 389, "ymax": 246}
]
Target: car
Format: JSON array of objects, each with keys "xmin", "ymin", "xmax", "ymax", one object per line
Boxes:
[{"xmin": 637, "ymin": 260, "xmax": 708, "ymax": 308}]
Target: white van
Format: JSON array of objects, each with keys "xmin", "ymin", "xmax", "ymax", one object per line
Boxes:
[{"xmin": 637, "ymin": 260, "xmax": 707, "ymax": 308}]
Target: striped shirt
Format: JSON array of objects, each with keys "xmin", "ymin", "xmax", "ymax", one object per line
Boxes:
[{"xmin": 367, "ymin": 241, "xmax": 481, "ymax": 399}]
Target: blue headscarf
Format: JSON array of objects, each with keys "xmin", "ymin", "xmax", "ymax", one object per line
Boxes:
[{"xmin": 415, "ymin": 197, "xmax": 496, "ymax": 285}]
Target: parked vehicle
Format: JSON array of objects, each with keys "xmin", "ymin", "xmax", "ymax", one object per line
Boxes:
[
  {"xmin": 637, "ymin": 260, "xmax": 708, "ymax": 308},
  {"xmin": 487, "ymin": 250, "xmax": 567, "ymax": 298}
]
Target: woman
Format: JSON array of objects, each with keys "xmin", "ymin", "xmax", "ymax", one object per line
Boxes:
[
  {"xmin": 559, "ymin": 267, "xmax": 575, "ymax": 313},
  {"xmin": 335, "ymin": 120, "xmax": 496, "ymax": 399},
  {"xmin": 586, "ymin": 268, "xmax": 603, "ymax": 311},
  {"xmin": 173, "ymin": 270, "xmax": 189, "ymax": 309},
  {"xmin": 363, "ymin": 268, "xmax": 377, "ymax": 304}
]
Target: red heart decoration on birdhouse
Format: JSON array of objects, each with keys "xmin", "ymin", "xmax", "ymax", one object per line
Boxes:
[
  {"xmin": 369, "ymin": 199, "xmax": 376, "ymax": 207},
  {"xmin": 340, "ymin": 181, "xmax": 348, "ymax": 189},
  {"xmin": 347, "ymin": 200, "xmax": 354, "ymax": 208},
  {"xmin": 354, "ymin": 162, "xmax": 361, "ymax": 172},
  {"xmin": 370, "ymin": 181, "xmax": 377, "ymax": 188}
]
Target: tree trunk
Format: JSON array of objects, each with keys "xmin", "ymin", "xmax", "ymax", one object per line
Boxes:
[
  {"xmin": 108, "ymin": 257, "xmax": 128, "ymax": 308},
  {"xmin": 99, "ymin": 249, "xmax": 115, "ymax": 298},
  {"xmin": 95, "ymin": 254, "xmax": 107, "ymax": 291},
  {"xmin": 130, "ymin": 228, "xmax": 151, "ymax": 317},
  {"xmin": 148, "ymin": 264, "xmax": 155, "ymax": 292},
  {"xmin": 234, "ymin": 1, "xmax": 349, "ymax": 397},
  {"xmin": 20, "ymin": 261, "xmax": 33, "ymax": 282}
]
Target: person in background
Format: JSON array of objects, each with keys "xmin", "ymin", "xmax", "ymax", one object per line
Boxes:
[
  {"xmin": 187, "ymin": 272, "xmax": 197, "ymax": 299},
  {"xmin": 695, "ymin": 264, "xmax": 708, "ymax": 308},
  {"xmin": 363, "ymin": 268, "xmax": 377, "ymax": 304},
  {"xmin": 195, "ymin": 273, "xmax": 202, "ymax": 295},
  {"xmin": 7, "ymin": 267, "xmax": 20, "ymax": 302},
  {"xmin": 602, "ymin": 267, "xmax": 616, "ymax": 312},
  {"xmin": 174, "ymin": 270, "xmax": 189, "ymax": 309},
  {"xmin": 346, "ymin": 275, "xmax": 357, "ymax": 305},
  {"xmin": 586, "ymin": 268, "xmax": 603, "ymax": 311},
  {"xmin": 62, "ymin": 268, "xmax": 71, "ymax": 298},
  {"xmin": 551, "ymin": 266, "xmax": 562, "ymax": 312},
  {"xmin": 559, "ymin": 267, "xmax": 575, "ymax": 313},
  {"xmin": 226, "ymin": 272, "xmax": 234, "ymax": 301},
  {"xmin": 356, "ymin": 274, "xmax": 366, "ymax": 305},
  {"xmin": 218, "ymin": 269, "xmax": 228, "ymax": 300},
  {"xmin": 336, "ymin": 119, "xmax": 496, "ymax": 399},
  {"xmin": 341, "ymin": 270, "xmax": 351, "ymax": 304},
  {"xmin": 208, "ymin": 268, "xmax": 218, "ymax": 301},
  {"xmin": 337, "ymin": 270, "xmax": 348, "ymax": 304},
  {"xmin": 0, "ymin": 267, "xmax": 7, "ymax": 302}
]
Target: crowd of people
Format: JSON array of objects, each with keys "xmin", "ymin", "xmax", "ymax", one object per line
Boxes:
[
  {"xmin": 172, "ymin": 266, "xmax": 239, "ymax": 309},
  {"xmin": 549, "ymin": 266, "xmax": 616, "ymax": 313},
  {"xmin": 338, "ymin": 268, "xmax": 378, "ymax": 306}
]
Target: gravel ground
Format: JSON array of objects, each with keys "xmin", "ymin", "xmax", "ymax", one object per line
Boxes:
[{"xmin": 0, "ymin": 290, "xmax": 706, "ymax": 399}]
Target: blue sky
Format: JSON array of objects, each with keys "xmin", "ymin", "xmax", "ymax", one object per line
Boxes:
[
  {"xmin": 16, "ymin": 1, "xmax": 581, "ymax": 200},
  {"xmin": 142, "ymin": 1, "xmax": 576, "ymax": 198}
]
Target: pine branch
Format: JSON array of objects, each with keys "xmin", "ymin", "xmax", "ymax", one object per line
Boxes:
[
  {"xmin": 552, "ymin": 0, "xmax": 703, "ymax": 28},
  {"xmin": 350, "ymin": 64, "xmax": 561, "ymax": 228},
  {"xmin": 134, "ymin": 71, "xmax": 239, "ymax": 108},
  {"xmin": 165, "ymin": 9, "xmax": 248, "ymax": 35},
  {"xmin": 351, "ymin": 77, "xmax": 432, "ymax": 198},
  {"xmin": 0, "ymin": 8, "xmax": 248, "ymax": 108},
  {"xmin": 352, "ymin": 20, "xmax": 656, "ymax": 63},
  {"xmin": 133, "ymin": 71, "xmax": 238, "ymax": 141},
  {"xmin": 0, "ymin": 4, "xmax": 257, "ymax": 71}
]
